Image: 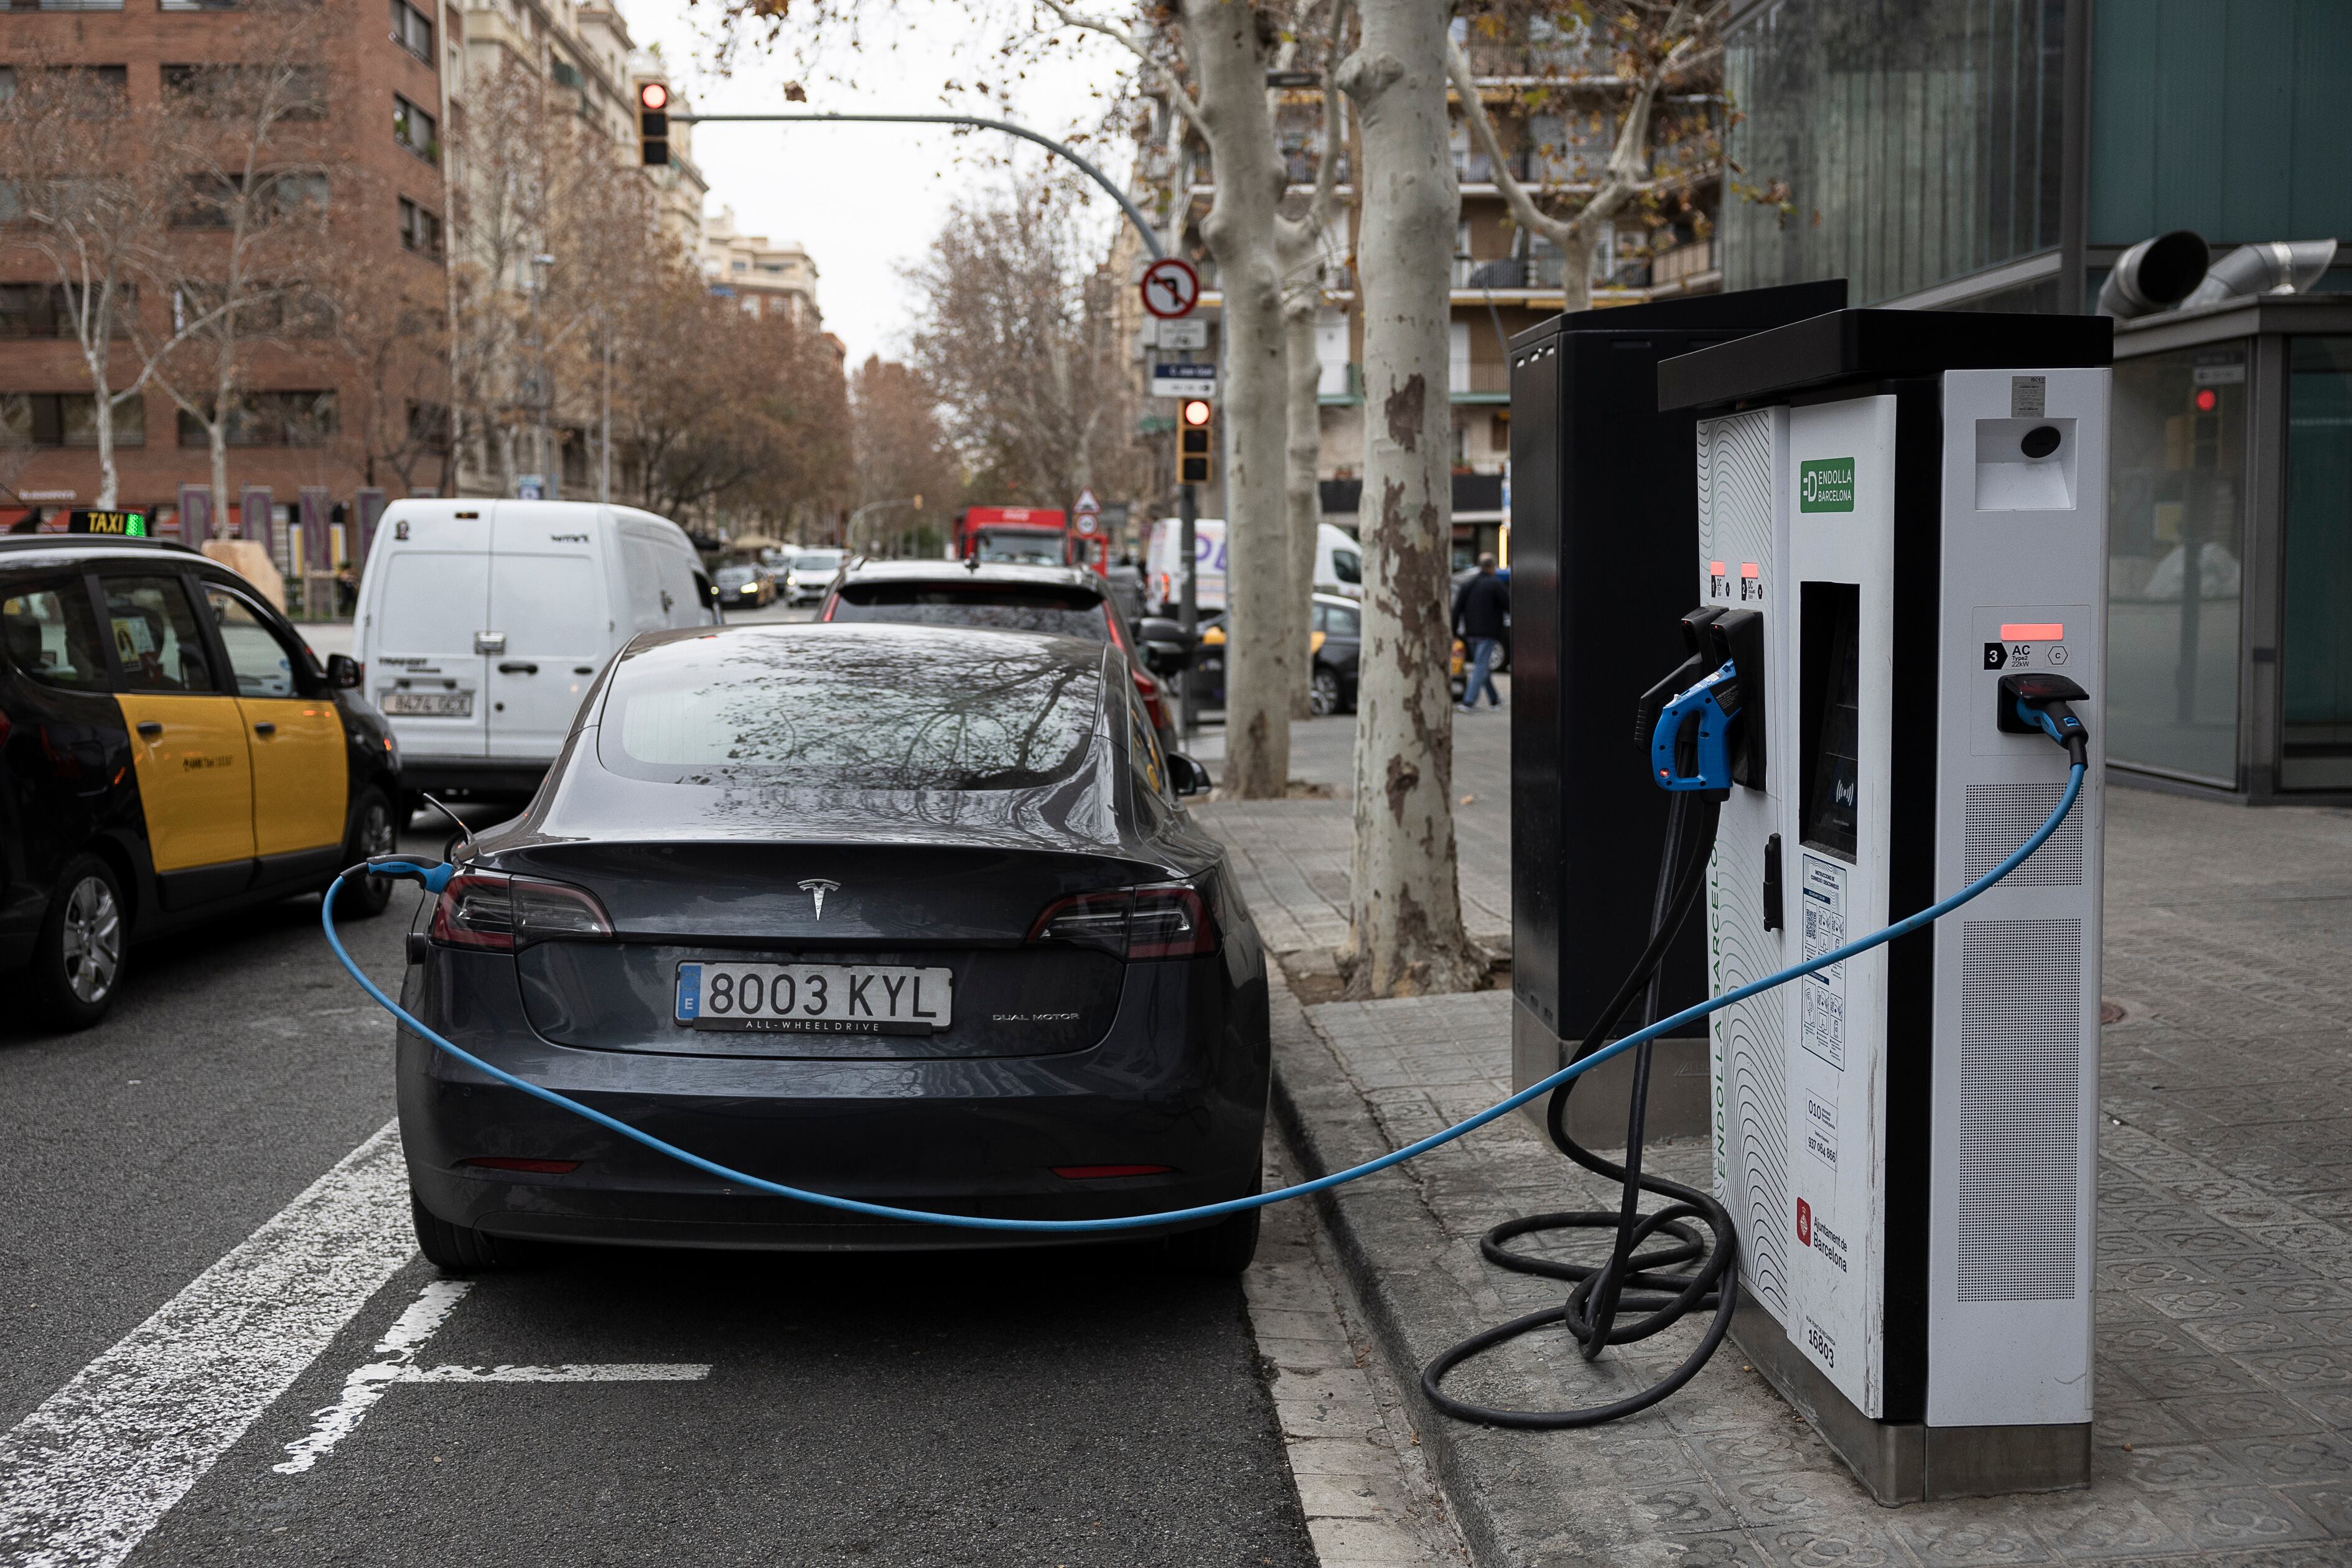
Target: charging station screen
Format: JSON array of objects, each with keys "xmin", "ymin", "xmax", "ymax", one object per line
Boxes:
[{"xmin": 1799, "ymin": 582, "xmax": 1860, "ymax": 861}]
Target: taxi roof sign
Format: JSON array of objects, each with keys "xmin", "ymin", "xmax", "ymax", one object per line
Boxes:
[{"xmin": 68, "ymin": 509, "xmax": 146, "ymax": 537}]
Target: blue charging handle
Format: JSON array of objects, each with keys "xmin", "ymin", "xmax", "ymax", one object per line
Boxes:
[{"xmin": 1650, "ymin": 661, "xmax": 1738, "ymax": 792}]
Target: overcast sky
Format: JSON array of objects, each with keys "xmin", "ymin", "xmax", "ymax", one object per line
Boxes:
[{"xmin": 625, "ymin": 0, "xmax": 1142, "ymax": 370}]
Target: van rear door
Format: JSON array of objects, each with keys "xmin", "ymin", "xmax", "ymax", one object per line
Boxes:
[
  {"xmin": 368, "ymin": 511, "xmax": 490, "ymax": 760},
  {"xmin": 485, "ymin": 503, "xmax": 607, "ymax": 761}
]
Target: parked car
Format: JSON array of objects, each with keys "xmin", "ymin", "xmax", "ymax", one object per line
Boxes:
[
  {"xmin": 355, "ymin": 499, "xmax": 719, "ymax": 805},
  {"xmin": 783, "ymin": 549, "xmax": 848, "ymax": 605},
  {"xmin": 715, "ymin": 564, "xmax": 773, "ymax": 609},
  {"xmin": 0, "ymin": 535, "xmax": 403, "ymax": 1026},
  {"xmin": 1144, "ymin": 520, "xmax": 1362, "ymax": 615},
  {"xmin": 1309, "ymin": 594, "xmax": 1362, "ymax": 716},
  {"xmin": 396, "ymin": 622, "xmax": 1265, "ymax": 1272},
  {"xmin": 818, "ymin": 559, "xmax": 1182, "ymax": 756}
]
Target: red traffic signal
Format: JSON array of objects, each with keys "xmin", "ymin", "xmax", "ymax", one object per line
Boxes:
[
  {"xmin": 1178, "ymin": 401, "xmax": 1213, "ymax": 485},
  {"xmin": 638, "ymin": 82, "xmax": 670, "ymax": 166},
  {"xmin": 1180, "ymin": 398, "xmax": 1212, "ymax": 427}
]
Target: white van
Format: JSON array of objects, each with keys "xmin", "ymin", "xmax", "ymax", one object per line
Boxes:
[
  {"xmin": 1144, "ymin": 519, "xmax": 1361, "ymax": 615},
  {"xmin": 356, "ymin": 498, "xmax": 717, "ymax": 800}
]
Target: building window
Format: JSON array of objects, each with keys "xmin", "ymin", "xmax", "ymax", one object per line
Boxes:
[
  {"xmin": 172, "ymin": 172, "xmax": 328, "ymax": 228},
  {"xmin": 0, "ymin": 392, "xmax": 143, "ymax": 448},
  {"xmin": 0, "ymin": 283, "xmax": 134, "ymax": 339},
  {"xmin": 176, "ymin": 390, "xmax": 338, "ymax": 448},
  {"xmin": 550, "ymin": 57, "xmax": 581, "ymax": 90},
  {"xmin": 162, "ymin": 64, "xmax": 327, "ymax": 118},
  {"xmin": 398, "ymin": 196, "xmax": 442, "ymax": 257},
  {"xmin": 393, "ymin": 94, "xmax": 436, "ymax": 162},
  {"xmin": 390, "ymin": 0, "xmax": 434, "ymax": 63}
]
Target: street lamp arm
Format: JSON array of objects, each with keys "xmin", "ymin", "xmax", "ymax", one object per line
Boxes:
[{"xmin": 670, "ymin": 112, "xmax": 1165, "ymax": 260}]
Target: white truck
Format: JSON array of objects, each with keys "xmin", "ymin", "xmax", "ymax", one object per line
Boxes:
[
  {"xmin": 355, "ymin": 498, "xmax": 717, "ymax": 802},
  {"xmin": 1144, "ymin": 518, "xmax": 1362, "ymax": 615}
]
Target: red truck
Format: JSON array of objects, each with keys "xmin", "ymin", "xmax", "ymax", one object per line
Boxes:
[{"xmin": 956, "ymin": 506, "xmax": 1070, "ymax": 567}]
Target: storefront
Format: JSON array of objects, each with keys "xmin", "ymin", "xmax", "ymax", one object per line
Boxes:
[{"xmin": 2109, "ymin": 294, "xmax": 2352, "ymax": 800}]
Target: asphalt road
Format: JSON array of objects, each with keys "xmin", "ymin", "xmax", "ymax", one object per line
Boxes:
[{"xmin": 0, "ymin": 690, "xmax": 1318, "ymax": 1566}]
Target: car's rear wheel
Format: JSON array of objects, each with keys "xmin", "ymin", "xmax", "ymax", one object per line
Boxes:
[
  {"xmin": 331, "ymin": 788, "xmax": 398, "ymax": 919},
  {"xmin": 1162, "ymin": 1204, "xmax": 1261, "ymax": 1276},
  {"xmin": 1310, "ymin": 666, "xmax": 1342, "ymax": 717},
  {"xmin": 30, "ymin": 855, "xmax": 125, "ymax": 1030},
  {"xmin": 411, "ymin": 1190, "xmax": 510, "ymax": 1272}
]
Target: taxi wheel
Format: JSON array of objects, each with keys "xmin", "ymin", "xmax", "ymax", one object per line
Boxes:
[
  {"xmin": 332, "ymin": 789, "xmax": 398, "ymax": 920},
  {"xmin": 411, "ymin": 1190, "xmax": 509, "ymax": 1273},
  {"xmin": 1162, "ymin": 1204, "xmax": 1261, "ymax": 1276},
  {"xmin": 32, "ymin": 856, "xmax": 126, "ymax": 1030}
]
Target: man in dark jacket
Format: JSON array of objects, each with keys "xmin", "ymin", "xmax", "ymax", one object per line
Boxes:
[{"xmin": 1452, "ymin": 553, "xmax": 1510, "ymax": 711}]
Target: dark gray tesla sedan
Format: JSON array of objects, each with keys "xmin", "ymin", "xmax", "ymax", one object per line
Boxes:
[{"xmin": 394, "ymin": 622, "xmax": 1269, "ymax": 1273}]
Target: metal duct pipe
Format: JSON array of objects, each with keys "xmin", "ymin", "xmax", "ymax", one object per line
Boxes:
[
  {"xmin": 2098, "ymin": 230, "xmax": 2211, "ymax": 318},
  {"xmin": 2180, "ymin": 240, "xmax": 2340, "ymax": 308}
]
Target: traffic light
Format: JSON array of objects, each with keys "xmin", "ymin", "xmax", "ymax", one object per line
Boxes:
[
  {"xmin": 638, "ymin": 81, "xmax": 670, "ymax": 166},
  {"xmin": 1178, "ymin": 398, "xmax": 1213, "ymax": 485}
]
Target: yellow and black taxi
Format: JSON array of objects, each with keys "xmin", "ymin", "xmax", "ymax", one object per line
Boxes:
[{"xmin": 0, "ymin": 531, "xmax": 403, "ymax": 1027}]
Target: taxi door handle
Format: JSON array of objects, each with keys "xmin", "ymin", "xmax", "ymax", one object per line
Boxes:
[
  {"xmin": 498, "ymin": 662, "xmax": 539, "ymax": 674},
  {"xmin": 136, "ymin": 721, "xmax": 162, "ymax": 739},
  {"xmin": 253, "ymin": 721, "xmax": 276, "ymax": 737}
]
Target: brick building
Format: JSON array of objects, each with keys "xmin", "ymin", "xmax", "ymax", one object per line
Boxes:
[{"xmin": 0, "ymin": 0, "xmax": 461, "ymax": 576}]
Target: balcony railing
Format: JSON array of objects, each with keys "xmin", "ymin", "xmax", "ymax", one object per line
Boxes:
[{"xmin": 1650, "ymin": 239, "xmax": 1715, "ymax": 287}]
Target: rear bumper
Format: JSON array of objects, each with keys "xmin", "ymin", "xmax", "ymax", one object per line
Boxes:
[
  {"xmin": 398, "ymin": 944, "xmax": 1271, "ymax": 1252},
  {"xmin": 398, "ymin": 754, "xmax": 551, "ymax": 801}
]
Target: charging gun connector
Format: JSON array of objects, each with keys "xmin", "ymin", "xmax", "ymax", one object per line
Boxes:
[{"xmin": 1997, "ymin": 672, "xmax": 2091, "ymax": 768}]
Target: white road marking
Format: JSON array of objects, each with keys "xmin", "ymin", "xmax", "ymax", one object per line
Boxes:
[
  {"xmin": 397, "ymin": 1365, "xmax": 711, "ymax": 1383},
  {"xmin": 278, "ymin": 1279, "xmax": 712, "ymax": 1473},
  {"xmin": 273, "ymin": 1279, "xmax": 472, "ymax": 1476},
  {"xmin": 0, "ymin": 1121, "xmax": 414, "ymax": 1568}
]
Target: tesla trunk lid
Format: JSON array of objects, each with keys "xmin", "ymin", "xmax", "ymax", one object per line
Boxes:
[{"xmin": 502, "ymin": 841, "xmax": 1157, "ymax": 1060}]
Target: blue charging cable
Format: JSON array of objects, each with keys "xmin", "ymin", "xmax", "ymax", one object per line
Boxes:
[{"xmin": 323, "ymin": 761, "xmax": 2085, "ymax": 1236}]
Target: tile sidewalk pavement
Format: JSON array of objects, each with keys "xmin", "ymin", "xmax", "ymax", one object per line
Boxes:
[{"xmin": 1202, "ymin": 714, "xmax": 2352, "ymax": 1566}]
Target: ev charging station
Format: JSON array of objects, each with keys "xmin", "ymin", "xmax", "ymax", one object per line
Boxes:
[{"xmin": 1656, "ymin": 310, "xmax": 2114, "ymax": 1500}]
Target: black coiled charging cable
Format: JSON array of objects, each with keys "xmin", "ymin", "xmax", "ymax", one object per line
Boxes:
[{"xmin": 1421, "ymin": 791, "xmax": 1741, "ymax": 1427}]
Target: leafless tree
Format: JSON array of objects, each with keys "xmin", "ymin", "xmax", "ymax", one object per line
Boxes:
[
  {"xmin": 905, "ymin": 173, "xmax": 1136, "ymax": 518},
  {"xmin": 1449, "ymin": 1, "xmax": 1724, "ymax": 312}
]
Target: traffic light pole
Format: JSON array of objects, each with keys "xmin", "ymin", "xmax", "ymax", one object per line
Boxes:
[
  {"xmin": 668, "ymin": 111, "xmax": 1166, "ymax": 261},
  {"xmin": 1178, "ymin": 481, "xmax": 1198, "ymax": 739}
]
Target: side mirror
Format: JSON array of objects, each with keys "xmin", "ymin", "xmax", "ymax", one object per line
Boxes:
[
  {"xmin": 1169, "ymin": 752, "xmax": 1212, "ymax": 797},
  {"xmin": 325, "ymin": 653, "xmax": 362, "ymax": 689},
  {"xmin": 1138, "ymin": 615, "xmax": 1195, "ymax": 650}
]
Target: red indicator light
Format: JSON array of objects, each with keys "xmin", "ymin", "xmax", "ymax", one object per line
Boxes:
[
  {"xmin": 2194, "ymin": 387, "xmax": 2218, "ymax": 413},
  {"xmin": 462, "ymin": 1157, "xmax": 581, "ymax": 1174},
  {"xmin": 1707, "ymin": 560, "xmax": 1726, "ymax": 576},
  {"xmin": 1740, "ymin": 562, "xmax": 1760, "ymax": 579},
  {"xmin": 1052, "ymin": 1164, "xmax": 1175, "ymax": 1180},
  {"xmin": 1999, "ymin": 622, "xmax": 2065, "ymax": 642}
]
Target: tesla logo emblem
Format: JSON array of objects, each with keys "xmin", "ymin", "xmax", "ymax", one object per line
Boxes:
[{"xmin": 798, "ymin": 879, "xmax": 839, "ymax": 920}]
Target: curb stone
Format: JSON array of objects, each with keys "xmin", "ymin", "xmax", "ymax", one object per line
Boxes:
[{"xmin": 1264, "ymin": 971, "xmax": 1686, "ymax": 1568}]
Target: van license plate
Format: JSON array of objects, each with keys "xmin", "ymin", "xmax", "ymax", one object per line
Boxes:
[
  {"xmin": 675, "ymin": 962, "xmax": 953, "ymax": 1034},
  {"xmin": 381, "ymin": 690, "xmax": 474, "ymax": 717}
]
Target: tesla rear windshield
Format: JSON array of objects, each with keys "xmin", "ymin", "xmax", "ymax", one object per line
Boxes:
[
  {"xmin": 597, "ymin": 628, "xmax": 1102, "ymax": 791},
  {"xmin": 829, "ymin": 583, "xmax": 1109, "ymax": 642}
]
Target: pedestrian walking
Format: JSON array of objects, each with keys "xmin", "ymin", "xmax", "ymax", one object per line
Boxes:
[{"xmin": 1452, "ymin": 553, "xmax": 1509, "ymax": 712}]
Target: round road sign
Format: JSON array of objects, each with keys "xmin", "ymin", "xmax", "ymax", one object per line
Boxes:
[
  {"xmin": 1140, "ymin": 258, "xmax": 1202, "ymax": 320},
  {"xmin": 1075, "ymin": 513, "xmax": 1098, "ymax": 535}
]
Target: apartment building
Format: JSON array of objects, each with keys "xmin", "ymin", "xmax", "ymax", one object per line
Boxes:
[
  {"xmin": 1131, "ymin": 17, "xmax": 1721, "ymax": 567},
  {"xmin": 0, "ymin": 0, "xmax": 462, "ymax": 559},
  {"xmin": 701, "ymin": 205, "xmax": 822, "ymax": 330}
]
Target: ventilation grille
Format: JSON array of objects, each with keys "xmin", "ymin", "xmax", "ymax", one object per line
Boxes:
[
  {"xmin": 1957, "ymin": 918, "xmax": 2083, "ymax": 1302},
  {"xmin": 1964, "ymin": 784, "xmax": 2083, "ymax": 885}
]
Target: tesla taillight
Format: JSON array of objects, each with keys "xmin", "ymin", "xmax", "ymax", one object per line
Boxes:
[
  {"xmin": 429, "ymin": 870, "xmax": 613, "ymax": 950},
  {"xmin": 1126, "ymin": 884, "xmax": 1213, "ymax": 958},
  {"xmin": 1028, "ymin": 883, "xmax": 1215, "ymax": 960}
]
